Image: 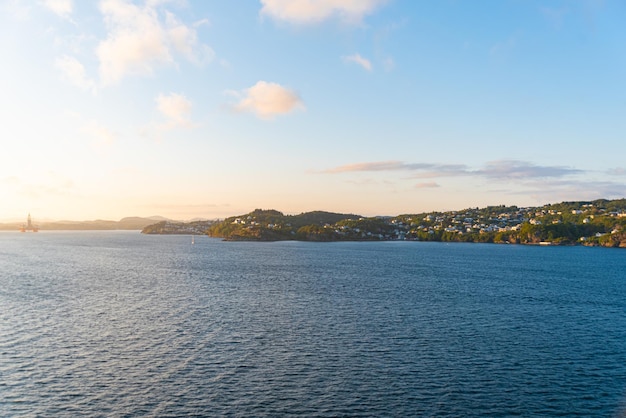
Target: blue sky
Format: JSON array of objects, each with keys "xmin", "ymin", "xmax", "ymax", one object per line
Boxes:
[{"xmin": 1, "ymin": 0, "xmax": 625, "ymax": 221}]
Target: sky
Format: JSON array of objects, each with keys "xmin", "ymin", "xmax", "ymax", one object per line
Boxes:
[{"xmin": 1, "ymin": 0, "xmax": 626, "ymax": 221}]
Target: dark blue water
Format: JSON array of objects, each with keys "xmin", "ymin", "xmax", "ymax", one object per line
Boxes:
[{"xmin": 1, "ymin": 231, "xmax": 626, "ymax": 416}]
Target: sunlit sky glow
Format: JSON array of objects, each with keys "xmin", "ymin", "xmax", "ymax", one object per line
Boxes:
[{"xmin": 1, "ymin": 0, "xmax": 625, "ymax": 221}]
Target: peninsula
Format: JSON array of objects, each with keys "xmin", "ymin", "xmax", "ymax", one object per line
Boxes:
[{"xmin": 142, "ymin": 199, "xmax": 626, "ymax": 248}]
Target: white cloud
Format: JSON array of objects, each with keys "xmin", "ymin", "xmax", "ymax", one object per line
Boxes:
[
  {"xmin": 343, "ymin": 53, "xmax": 372, "ymax": 71},
  {"xmin": 193, "ymin": 18, "xmax": 210, "ymax": 28},
  {"xmin": 42, "ymin": 0, "xmax": 72, "ymax": 18},
  {"xmin": 165, "ymin": 11, "xmax": 214, "ymax": 65},
  {"xmin": 260, "ymin": 0, "xmax": 387, "ymax": 24},
  {"xmin": 55, "ymin": 55, "xmax": 96, "ymax": 92},
  {"xmin": 156, "ymin": 92, "xmax": 193, "ymax": 128},
  {"xmin": 97, "ymin": 0, "xmax": 171, "ymax": 84},
  {"xmin": 234, "ymin": 81, "xmax": 304, "ymax": 119},
  {"xmin": 96, "ymin": 0, "xmax": 213, "ymax": 85}
]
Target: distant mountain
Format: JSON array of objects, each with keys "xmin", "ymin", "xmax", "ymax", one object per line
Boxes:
[
  {"xmin": 117, "ymin": 217, "xmax": 166, "ymax": 229},
  {"xmin": 0, "ymin": 216, "xmax": 162, "ymax": 231},
  {"xmin": 0, "ymin": 222, "xmax": 23, "ymax": 230},
  {"xmin": 145, "ymin": 215, "xmax": 173, "ymax": 221}
]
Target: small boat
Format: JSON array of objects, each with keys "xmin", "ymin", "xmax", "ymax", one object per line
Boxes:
[{"xmin": 191, "ymin": 236, "xmax": 195, "ymax": 245}]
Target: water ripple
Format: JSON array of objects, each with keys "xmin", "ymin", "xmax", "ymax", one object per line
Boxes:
[{"xmin": 1, "ymin": 233, "xmax": 626, "ymax": 416}]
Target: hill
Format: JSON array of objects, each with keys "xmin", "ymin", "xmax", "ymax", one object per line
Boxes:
[
  {"xmin": 205, "ymin": 199, "xmax": 626, "ymax": 247},
  {"xmin": 206, "ymin": 209, "xmax": 361, "ymax": 241},
  {"xmin": 141, "ymin": 220, "xmax": 216, "ymax": 235}
]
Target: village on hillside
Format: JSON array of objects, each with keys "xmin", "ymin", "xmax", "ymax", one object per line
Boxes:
[{"xmin": 142, "ymin": 199, "xmax": 626, "ymax": 247}]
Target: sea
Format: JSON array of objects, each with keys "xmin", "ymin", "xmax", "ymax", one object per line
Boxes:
[{"xmin": 1, "ymin": 231, "xmax": 626, "ymax": 417}]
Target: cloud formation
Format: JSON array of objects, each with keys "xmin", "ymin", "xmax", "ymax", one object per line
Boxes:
[
  {"xmin": 164, "ymin": 11, "xmax": 214, "ymax": 65},
  {"xmin": 260, "ymin": 0, "xmax": 387, "ymax": 24},
  {"xmin": 234, "ymin": 81, "xmax": 304, "ymax": 119},
  {"xmin": 343, "ymin": 53, "xmax": 372, "ymax": 71},
  {"xmin": 324, "ymin": 161, "xmax": 467, "ymax": 174},
  {"xmin": 156, "ymin": 92, "xmax": 193, "ymax": 128},
  {"xmin": 474, "ymin": 160, "xmax": 582, "ymax": 179},
  {"xmin": 97, "ymin": 0, "xmax": 213, "ymax": 85},
  {"xmin": 324, "ymin": 159, "xmax": 622, "ymax": 204},
  {"xmin": 324, "ymin": 159, "xmax": 582, "ymax": 179},
  {"xmin": 42, "ymin": 0, "xmax": 72, "ymax": 18}
]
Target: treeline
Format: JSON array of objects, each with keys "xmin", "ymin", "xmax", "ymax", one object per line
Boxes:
[
  {"xmin": 206, "ymin": 209, "xmax": 361, "ymax": 241},
  {"xmin": 411, "ymin": 223, "xmax": 626, "ymax": 247},
  {"xmin": 141, "ymin": 220, "xmax": 215, "ymax": 235}
]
